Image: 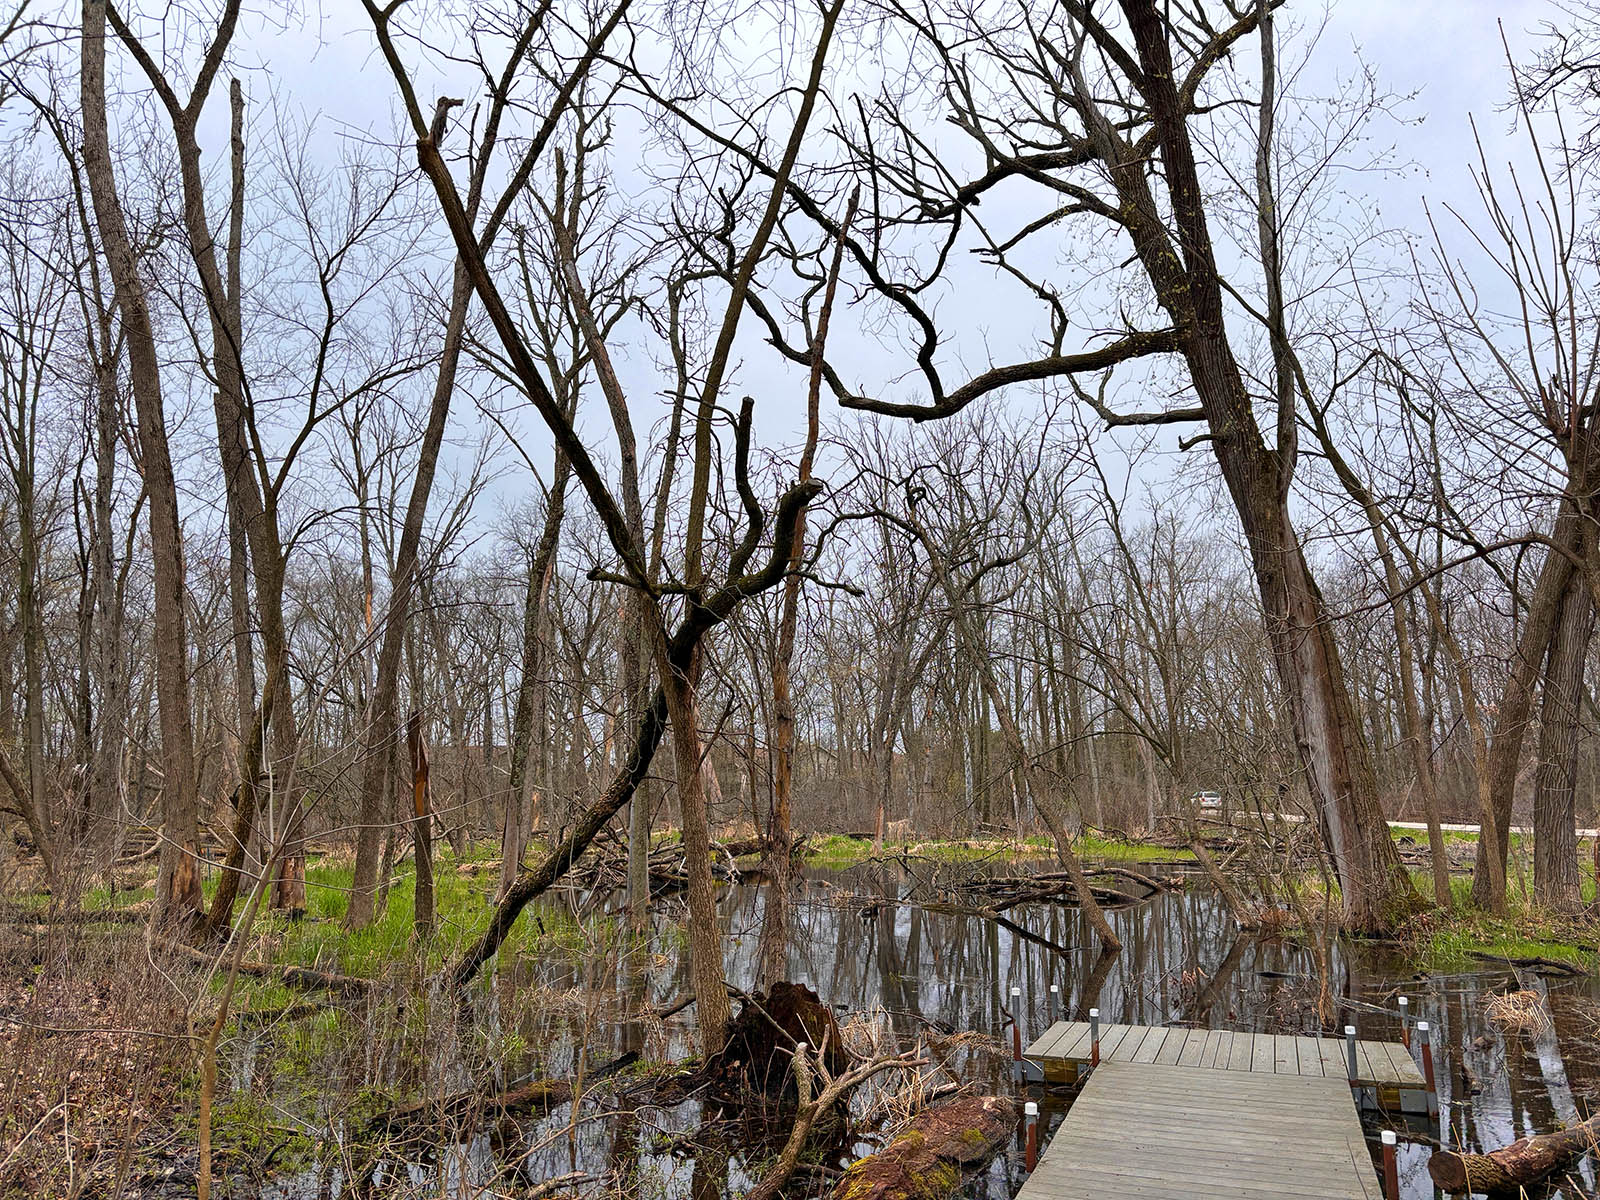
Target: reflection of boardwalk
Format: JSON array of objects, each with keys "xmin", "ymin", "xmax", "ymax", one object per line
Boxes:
[
  {"xmin": 1025, "ymin": 1021, "xmax": 1427, "ymax": 1113},
  {"xmin": 1017, "ymin": 1060, "xmax": 1380, "ymax": 1199}
]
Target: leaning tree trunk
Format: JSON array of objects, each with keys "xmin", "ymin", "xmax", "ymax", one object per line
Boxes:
[
  {"xmin": 1472, "ymin": 499, "xmax": 1586, "ymax": 910},
  {"xmin": 1118, "ymin": 0, "xmax": 1412, "ymax": 931},
  {"xmin": 1533, "ymin": 572, "xmax": 1592, "ymax": 913},
  {"xmin": 81, "ymin": 0, "xmax": 202, "ymax": 930}
]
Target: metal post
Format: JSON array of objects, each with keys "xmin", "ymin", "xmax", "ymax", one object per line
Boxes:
[
  {"xmin": 1090, "ymin": 1007, "xmax": 1101, "ymax": 1067},
  {"xmin": 1049, "ymin": 982, "xmax": 1061, "ymax": 1022},
  {"xmin": 1344, "ymin": 1025, "xmax": 1358, "ymax": 1086},
  {"xmin": 1418, "ymin": 1020, "xmax": 1438, "ymax": 1121},
  {"xmin": 1010, "ymin": 986, "xmax": 1024, "ymax": 1080},
  {"xmin": 1397, "ymin": 996, "xmax": 1410, "ymax": 1049},
  {"xmin": 1024, "ymin": 1100, "xmax": 1039, "ymax": 1172},
  {"xmin": 1380, "ymin": 1130, "xmax": 1399, "ymax": 1200}
]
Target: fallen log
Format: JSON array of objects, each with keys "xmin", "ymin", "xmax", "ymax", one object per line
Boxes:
[
  {"xmin": 371, "ymin": 1051, "xmax": 638, "ymax": 1137},
  {"xmin": 831, "ymin": 1094, "xmax": 1016, "ymax": 1200},
  {"xmin": 1429, "ymin": 1112, "xmax": 1600, "ymax": 1193},
  {"xmin": 164, "ymin": 940, "xmax": 374, "ymax": 996},
  {"xmin": 1466, "ymin": 950, "xmax": 1588, "ymax": 977}
]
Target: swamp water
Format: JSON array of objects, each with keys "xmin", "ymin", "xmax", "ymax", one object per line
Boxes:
[{"xmin": 256, "ymin": 858, "xmax": 1600, "ymax": 1198}]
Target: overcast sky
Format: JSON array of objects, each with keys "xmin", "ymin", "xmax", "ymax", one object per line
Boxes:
[{"xmin": 85, "ymin": 0, "xmax": 1580, "ymax": 555}]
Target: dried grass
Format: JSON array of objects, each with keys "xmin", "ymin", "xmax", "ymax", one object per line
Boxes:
[{"xmin": 1483, "ymin": 989, "xmax": 1552, "ymax": 1037}]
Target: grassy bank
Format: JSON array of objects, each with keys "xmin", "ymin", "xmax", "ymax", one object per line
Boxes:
[{"xmin": 804, "ymin": 831, "xmax": 1195, "ymax": 869}]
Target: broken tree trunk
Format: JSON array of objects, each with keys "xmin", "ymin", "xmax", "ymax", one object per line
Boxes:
[
  {"xmin": 832, "ymin": 1094, "xmax": 1017, "ymax": 1200},
  {"xmin": 1429, "ymin": 1112, "xmax": 1600, "ymax": 1194}
]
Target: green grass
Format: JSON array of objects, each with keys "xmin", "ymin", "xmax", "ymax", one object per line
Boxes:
[
  {"xmin": 804, "ymin": 831, "xmax": 1193, "ymax": 868},
  {"xmin": 1412, "ymin": 907, "xmax": 1595, "ymax": 973}
]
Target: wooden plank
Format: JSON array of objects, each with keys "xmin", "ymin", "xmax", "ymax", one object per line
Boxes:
[
  {"xmin": 1024, "ymin": 1019, "xmax": 1082, "ymax": 1060},
  {"xmin": 1198, "ymin": 1028, "xmax": 1226, "ymax": 1069},
  {"xmin": 1365, "ymin": 1040, "xmax": 1425, "ymax": 1086},
  {"xmin": 1155, "ymin": 1026, "xmax": 1189, "ymax": 1065},
  {"xmin": 1131, "ymin": 1026, "xmax": 1170, "ymax": 1064},
  {"xmin": 1251, "ymin": 1032, "xmax": 1277, "ymax": 1073},
  {"xmin": 1108, "ymin": 1025, "xmax": 1151, "ymax": 1062},
  {"xmin": 1177, "ymin": 1028, "xmax": 1208, "ymax": 1068},
  {"xmin": 1295, "ymin": 1035, "xmax": 1327, "ymax": 1077},
  {"xmin": 1016, "ymin": 1060, "xmax": 1379, "ymax": 1200},
  {"xmin": 1271, "ymin": 1033, "xmax": 1296, "ymax": 1074},
  {"xmin": 1095, "ymin": 1023, "xmax": 1134, "ymax": 1062},
  {"xmin": 1226, "ymin": 1029, "xmax": 1256, "ymax": 1071},
  {"xmin": 1317, "ymin": 1035, "xmax": 1349, "ymax": 1078},
  {"xmin": 1352, "ymin": 1039, "xmax": 1382, "ymax": 1084}
]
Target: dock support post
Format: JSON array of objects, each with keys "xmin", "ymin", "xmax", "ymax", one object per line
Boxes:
[
  {"xmin": 1418, "ymin": 1020, "xmax": 1438, "ymax": 1123},
  {"xmin": 1344, "ymin": 1025, "xmax": 1358, "ymax": 1086},
  {"xmin": 1024, "ymin": 1100, "xmax": 1038, "ymax": 1171},
  {"xmin": 1397, "ymin": 996, "xmax": 1409, "ymax": 1049},
  {"xmin": 1049, "ymin": 982, "xmax": 1060, "ymax": 1022},
  {"xmin": 1380, "ymin": 1130, "xmax": 1399, "ymax": 1200},
  {"xmin": 1090, "ymin": 1008, "xmax": 1100, "ymax": 1067},
  {"xmin": 1011, "ymin": 986, "xmax": 1024, "ymax": 1081}
]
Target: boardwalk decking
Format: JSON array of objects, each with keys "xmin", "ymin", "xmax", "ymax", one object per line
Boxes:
[
  {"xmin": 1023, "ymin": 1020, "xmax": 1427, "ymax": 1113},
  {"xmin": 1016, "ymin": 1060, "xmax": 1380, "ymax": 1199}
]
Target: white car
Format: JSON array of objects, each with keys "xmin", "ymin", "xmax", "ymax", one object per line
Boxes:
[{"xmin": 1193, "ymin": 791, "xmax": 1222, "ymax": 811}]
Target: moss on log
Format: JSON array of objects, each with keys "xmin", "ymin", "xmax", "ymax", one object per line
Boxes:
[
  {"xmin": 1429, "ymin": 1112, "xmax": 1600, "ymax": 1193},
  {"xmin": 832, "ymin": 1095, "xmax": 1016, "ymax": 1200}
]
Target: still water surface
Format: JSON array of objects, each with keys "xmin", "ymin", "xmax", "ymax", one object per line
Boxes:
[{"xmin": 261, "ymin": 858, "xmax": 1600, "ymax": 1197}]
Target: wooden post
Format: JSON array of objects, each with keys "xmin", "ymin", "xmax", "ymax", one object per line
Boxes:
[
  {"xmin": 1381, "ymin": 1129, "xmax": 1399, "ymax": 1200},
  {"xmin": 1418, "ymin": 1021, "xmax": 1438, "ymax": 1122},
  {"xmin": 1090, "ymin": 1008, "xmax": 1100, "ymax": 1067},
  {"xmin": 407, "ymin": 710, "xmax": 434, "ymax": 941},
  {"xmin": 1049, "ymin": 982, "xmax": 1060, "ymax": 1022},
  {"xmin": 1344, "ymin": 1025, "xmax": 1358, "ymax": 1085},
  {"xmin": 1024, "ymin": 1100, "xmax": 1038, "ymax": 1172},
  {"xmin": 1397, "ymin": 996, "xmax": 1410, "ymax": 1049}
]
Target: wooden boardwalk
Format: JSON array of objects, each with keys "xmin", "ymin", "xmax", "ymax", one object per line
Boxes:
[
  {"xmin": 1024, "ymin": 1020, "xmax": 1427, "ymax": 1113},
  {"xmin": 1016, "ymin": 1060, "xmax": 1380, "ymax": 1199}
]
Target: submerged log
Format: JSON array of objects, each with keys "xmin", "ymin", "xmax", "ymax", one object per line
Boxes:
[
  {"xmin": 831, "ymin": 1094, "xmax": 1016, "ymax": 1200},
  {"xmin": 371, "ymin": 1050, "xmax": 639, "ymax": 1137},
  {"xmin": 1429, "ymin": 1112, "xmax": 1600, "ymax": 1193}
]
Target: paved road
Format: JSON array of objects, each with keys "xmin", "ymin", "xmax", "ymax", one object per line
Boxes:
[{"xmin": 1387, "ymin": 819, "xmax": 1600, "ymax": 838}]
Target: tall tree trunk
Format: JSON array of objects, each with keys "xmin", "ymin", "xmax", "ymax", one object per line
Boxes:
[
  {"xmin": 81, "ymin": 0, "xmax": 202, "ymax": 929},
  {"xmin": 1533, "ymin": 572, "xmax": 1592, "ymax": 913},
  {"xmin": 408, "ymin": 711, "xmax": 434, "ymax": 940},
  {"xmin": 1473, "ymin": 502, "xmax": 1586, "ymax": 910},
  {"xmin": 1118, "ymin": 0, "xmax": 1412, "ymax": 929},
  {"xmin": 346, "ymin": 264, "xmax": 470, "ymax": 929},
  {"xmin": 662, "ymin": 651, "xmax": 731, "ymax": 1054}
]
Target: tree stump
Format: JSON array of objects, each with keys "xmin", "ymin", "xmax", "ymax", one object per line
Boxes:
[{"xmin": 703, "ymin": 981, "xmax": 847, "ymax": 1096}]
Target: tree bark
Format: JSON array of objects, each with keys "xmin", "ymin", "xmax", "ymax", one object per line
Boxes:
[
  {"xmin": 407, "ymin": 710, "xmax": 434, "ymax": 941},
  {"xmin": 1472, "ymin": 503, "xmax": 1584, "ymax": 911}
]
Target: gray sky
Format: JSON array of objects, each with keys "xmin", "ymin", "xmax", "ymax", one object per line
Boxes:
[{"xmin": 96, "ymin": 0, "xmax": 1578, "ymax": 555}]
